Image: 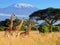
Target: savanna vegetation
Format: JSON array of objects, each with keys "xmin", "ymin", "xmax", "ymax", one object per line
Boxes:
[
  {"xmin": 0, "ymin": 7, "xmax": 60, "ymax": 45},
  {"xmin": 29, "ymin": 7, "xmax": 60, "ymax": 33},
  {"xmin": 0, "ymin": 7, "xmax": 60, "ymax": 33},
  {"xmin": 0, "ymin": 31, "xmax": 60, "ymax": 45}
]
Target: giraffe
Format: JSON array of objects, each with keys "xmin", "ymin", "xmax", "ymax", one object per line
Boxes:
[
  {"xmin": 12, "ymin": 18, "xmax": 27, "ymax": 37},
  {"xmin": 5, "ymin": 14, "xmax": 17, "ymax": 38},
  {"xmin": 20, "ymin": 22, "xmax": 32, "ymax": 38}
]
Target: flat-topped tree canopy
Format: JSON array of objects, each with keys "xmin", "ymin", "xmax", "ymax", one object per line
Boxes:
[
  {"xmin": 29, "ymin": 7, "xmax": 60, "ymax": 32},
  {"xmin": 29, "ymin": 7, "xmax": 60, "ymax": 20}
]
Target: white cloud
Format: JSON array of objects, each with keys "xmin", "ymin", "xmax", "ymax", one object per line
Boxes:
[
  {"xmin": 0, "ymin": 13, "xmax": 28, "ymax": 17},
  {"xmin": 0, "ymin": 13, "xmax": 10, "ymax": 16}
]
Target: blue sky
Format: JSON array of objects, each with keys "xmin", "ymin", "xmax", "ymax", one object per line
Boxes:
[
  {"xmin": 0, "ymin": 0, "xmax": 60, "ymax": 24},
  {"xmin": 0, "ymin": 0, "xmax": 60, "ymax": 9}
]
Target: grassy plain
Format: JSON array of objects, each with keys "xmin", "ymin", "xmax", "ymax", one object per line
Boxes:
[{"xmin": 0, "ymin": 31, "xmax": 60, "ymax": 45}]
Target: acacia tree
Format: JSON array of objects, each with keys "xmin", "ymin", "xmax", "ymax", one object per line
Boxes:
[
  {"xmin": 26, "ymin": 19, "xmax": 38, "ymax": 31},
  {"xmin": 29, "ymin": 8, "xmax": 60, "ymax": 32}
]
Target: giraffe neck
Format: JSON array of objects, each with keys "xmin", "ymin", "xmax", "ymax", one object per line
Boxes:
[
  {"xmin": 9, "ymin": 16, "xmax": 13, "ymax": 31},
  {"xmin": 25, "ymin": 24, "xmax": 31, "ymax": 33},
  {"xmin": 15, "ymin": 19, "xmax": 25, "ymax": 31},
  {"xmin": 19, "ymin": 20, "xmax": 24, "ymax": 29},
  {"xmin": 28, "ymin": 24, "xmax": 31, "ymax": 31}
]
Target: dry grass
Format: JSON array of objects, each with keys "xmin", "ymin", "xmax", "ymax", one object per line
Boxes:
[{"xmin": 0, "ymin": 31, "xmax": 60, "ymax": 45}]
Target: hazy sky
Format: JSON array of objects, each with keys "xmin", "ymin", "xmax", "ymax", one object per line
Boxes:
[{"xmin": 0, "ymin": 0, "xmax": 60, "ymax": 9}]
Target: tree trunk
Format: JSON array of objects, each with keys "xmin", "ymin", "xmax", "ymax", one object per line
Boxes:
[
  {"xmin": 49, "ymin": 24, "xmax": 52, "ymax": 32},
  {"xmin": 28, "ymin": 24, "xmax": 32, "ymax": 31}
]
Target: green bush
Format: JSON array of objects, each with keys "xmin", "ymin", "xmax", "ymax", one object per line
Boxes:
[
  {"xmin": 0, "ymin": 26, "xmax": 6, "ymax": 31},
  {"xmin": 53, "ymin": 26, "xmax": 60, "ymax": 32},
  {"xmin": 42, "ymin": 25, "xmax": 49, "ymax": 33},
  {"xmin": 31, "ymin": 26, "xmax": 38, "ymax": 31},
  {"xmin": 38, "ymin": 24, "xmax": 49, "ymax": 33}
]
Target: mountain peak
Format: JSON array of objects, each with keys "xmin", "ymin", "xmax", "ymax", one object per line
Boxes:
[
  {"xmin": 14, "ymin": 3, "xmax": 34, "ymax": 8},
  {"xmin": 0, "ymin": 3, "xmax": 38, "ymax": 20}
]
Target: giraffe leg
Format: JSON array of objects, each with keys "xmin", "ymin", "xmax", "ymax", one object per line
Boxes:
[
  {"xmin": 16, "ymin": 32, "xmax": 20, "ymax": 38},
  {"xmin": 5, "ymin": 32, "xmax": 10, "ymax": 39}
]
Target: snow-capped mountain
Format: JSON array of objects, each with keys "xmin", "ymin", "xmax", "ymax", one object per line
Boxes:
[
  {"xmin": 0, "ymin": 3, "xmax": 38, "ymax": 18},
  {"xmin": 14, "ymin": 3, "xmax": 34, "ymax": 8}
]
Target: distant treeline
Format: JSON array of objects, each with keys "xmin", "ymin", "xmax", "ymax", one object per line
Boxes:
[
  {"xmin": 0, "ymin": 7, "xmax": 60, "ymax": 33},
  {"xmin": 0, "ymin": 18, "xmax": 60, "ymax": 33}
]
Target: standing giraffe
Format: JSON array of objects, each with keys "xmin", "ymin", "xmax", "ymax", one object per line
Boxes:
[
  {"xmin": 12, "ymin": 18, "xmax": 27, "ymax": 37},
  {"xmin": 20, "ymin": 22, "xmax": 32, "ymax": 38},
  {"xmin": 5, "ymin": 14, "xmax": 17, "ymax": 38}
]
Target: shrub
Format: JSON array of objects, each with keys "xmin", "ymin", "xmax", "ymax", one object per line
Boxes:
[
  {"xmin": 0, "ymin": 26, "xmax": 6, "ymax": 31},
  {"xmin": 38, "ymin": 24, "xmax": 49, "ymax": 33},
  {"xmin": 53, "ymin": 26, "xmax": 60, "ymax": 32},
  {"xmin": 42, "ymin": 25, "xmax": 49, "ymax": 33}
]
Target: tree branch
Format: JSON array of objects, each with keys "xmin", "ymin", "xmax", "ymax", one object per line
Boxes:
[{"xmin": 45, "ymin": 19, "xmax": 51, "ymax": 25}]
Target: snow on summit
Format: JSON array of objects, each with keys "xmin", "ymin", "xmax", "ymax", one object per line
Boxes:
[
  {"xmin": 14, "ymin": 3, "xmax": 34, "ymax": 8},
  {"xmin": 0, "ymin": 3, "xmax": 38, "ymax": 20}
]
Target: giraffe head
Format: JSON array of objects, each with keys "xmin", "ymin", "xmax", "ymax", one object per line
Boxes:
[
  {"xmin": 22, "ymin": 18, "xmax": 27, "ymax": 22},
  {"xmin": 11, "ymin": 14, "xmax": 17, "ymax": 19}
]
